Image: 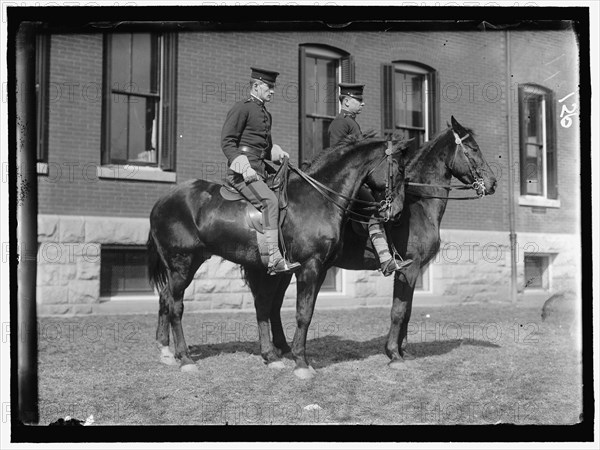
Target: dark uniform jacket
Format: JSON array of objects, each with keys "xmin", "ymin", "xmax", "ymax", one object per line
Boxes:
[
  {"xmin": 221, "ymin": 96, "xmax": 273, "ymax": 177},
  {"xmin": 328, "ymin": 110, "xmax": 362, "ymax": 148}
]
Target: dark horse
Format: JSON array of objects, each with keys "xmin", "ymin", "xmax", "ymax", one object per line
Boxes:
[
  {"xmin": 270, "ymin": 116, "xmax": 498, "ymax": 377},
  {"xmin": 146, "ymin": 135, "xmax": 407, "ymax": 376}
]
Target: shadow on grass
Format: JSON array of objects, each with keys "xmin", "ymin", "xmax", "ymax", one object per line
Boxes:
[{"xmin": 187, "ymin": 335, "xmax": 500, "ymax": 368}]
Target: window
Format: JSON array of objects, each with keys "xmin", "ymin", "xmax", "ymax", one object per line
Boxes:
[
  {"xmin": 102, "ymin": 32, "xmax": 177, "ymax": 170},
  {"xmin": 381, "ymin": 62, "xmax": 438, "ymax": 152},
  {"xmin": 414, "ymin": 263, "xmax": 431, "ymax": 292},
  {"xmin": 299, "ymin": 45, "xmax": 354, "ymax": 163},
  {"xmin": 36, "ymin": 33, "xmax": 50, "ymax": 164},
  {"xmin": 524, "ymin": 254, "xmax": 550, "ymax": 291},
  {"xmin": 518, "ymin": 84, "xmax": 558, "ymax": 200},
  {"xmin": 100, "ymin": 246, "xmax": 154, "ymax": 298}
]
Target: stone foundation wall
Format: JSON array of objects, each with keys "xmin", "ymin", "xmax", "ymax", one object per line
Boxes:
[{"xmin": 36, "ymin": 214, "xmax": 581, "ymax": 315}]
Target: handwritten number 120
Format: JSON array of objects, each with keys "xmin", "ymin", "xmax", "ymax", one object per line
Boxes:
[{"xmin": 558, "ymin": 92, "xmax": 578, "ymax": 128}]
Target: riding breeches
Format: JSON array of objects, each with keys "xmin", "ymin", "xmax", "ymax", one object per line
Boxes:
[
  {"xmin": 357, "ymin": 185, "xmax": 382, "ymax": 228},
  {"xmin": 227, "ymin": 173, "xmax": 279, "ymax": 230}
]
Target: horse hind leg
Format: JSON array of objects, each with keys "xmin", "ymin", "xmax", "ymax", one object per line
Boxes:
[
  {"xmin": 244, "ymin": 267, "xmax": 286, "ymax": 369},
  {"xmin": 163, "ymin": 252, "xmax": 206, "ymax": 372},
  {"xmin": 156, "ymin": 286, "xmax": 177, "ymax": 366}
]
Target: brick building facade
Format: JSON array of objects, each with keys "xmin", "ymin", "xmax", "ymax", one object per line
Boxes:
[{"xmin": 33, "ymin": 24, "xmax": 582, "ymax": 314}]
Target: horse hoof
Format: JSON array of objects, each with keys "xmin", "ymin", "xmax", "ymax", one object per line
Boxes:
[
  {"xmin": 308, "ymin": 365, "xmax": 317, "ymax": 375},
  {"xmin": 159, "ymin": 347, "xmax": 178, "ymax": 366},
  {"xmin": 180, "ymin": 363, "xmax": 199, "ymax": 373},
  {"xmin": 267, "ymin": 360, "xmax": 286, "ymax": 370},
  {"xmin": 402, "ymin": 352, "xmax": 416, "ymax": 361},
  {"xmin": 294, "ymin": 367, "xmax": 316, "ymax": 380}
]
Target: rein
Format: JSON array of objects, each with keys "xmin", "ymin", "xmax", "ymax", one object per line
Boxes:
[{"xmin": 289, "ymin": 144, "xmax": 397, "ymax": 223}]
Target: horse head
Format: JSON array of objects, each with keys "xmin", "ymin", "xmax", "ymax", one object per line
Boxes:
[{"xmin": 446, "ymin": 116, "xmax": 497, "ymax": 196}]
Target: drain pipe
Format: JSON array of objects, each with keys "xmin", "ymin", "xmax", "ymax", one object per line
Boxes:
[{"xmin": 505, "ymin": 30, "xmax": 518, "ymax": 304}]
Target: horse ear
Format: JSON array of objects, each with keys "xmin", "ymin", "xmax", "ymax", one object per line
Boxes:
[{"xmin": 451, "ymin": 116, "xmax": 460, "ymax": 129}]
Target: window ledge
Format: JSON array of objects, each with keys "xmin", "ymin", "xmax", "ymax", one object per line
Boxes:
[
  {"xmin": 98, "ymin": 165, "xmax": 176, "ymax": 183},
  {"xmin": 518, "ymin": 196, "xmax": 560, "ymax": 209},
  {"xmin": 37, "ymin": 162, "xmax": 49, "ymax": 175}
]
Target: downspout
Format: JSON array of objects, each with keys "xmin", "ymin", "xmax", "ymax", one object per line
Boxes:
[{"xmin": 505, "ymin": 30, "xmax": 518, "ymax": 304}]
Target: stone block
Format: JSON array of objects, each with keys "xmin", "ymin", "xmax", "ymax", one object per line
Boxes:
[
  {"xmin": 211, "ymin": 293, "xmax": 245, "ymax": 309},
  {"xmin": 38, "ymin": 215, "xmax": 60, "ymax": 242},
  {"xmin": 354, "ymin": 282, "xmax": 377, "ymax": 298},
  {"xmin": 67, "ymin": 281, "xmax": 99, "ymax": 304},
  {"xmin": 59, "ymin": 216, "xmax": 85, "ymax": 242},
  {"xmin": 85, "ymin": 217, "xmax": 149, "ymax": 245},
  {"xmin": 77, "ymin": 261, "xmax": 100, "ymax": 280},
  {"xmin": 71, "ymin": 304, "xmax": 94, "ymax": 315},
  {"xmin": 37, "ymin": 286, "xmax": 69, "ymax": 304},
  {"xmin": 37, "ymin": 264, "xmax": 61, "ymax": 286},
  {"xmin": 39, "ymin": 304, "xmax": 72, "ymax": 315},
  {"xmin": 213, "ymin": 278, "xmax": 247, "ymax": 293}
]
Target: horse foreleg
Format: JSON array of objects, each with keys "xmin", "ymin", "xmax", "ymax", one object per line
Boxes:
[
  {"xmin": 386, "ymin": 265, "xmax": 418, "ymax": 369},
  {"xmin": 271, "ymin": 273, "xmax": 293, "ymax": 356},
  {"xmin": 156, "ymin": 287, "xmax": 177, "ymax": 366},
  {"xmin": 291, "ymin": 260, "xmax": 326, "ymax": 380}
]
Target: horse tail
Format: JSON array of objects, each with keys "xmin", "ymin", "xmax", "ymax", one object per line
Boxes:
[{"xmin": 147, "ymin": 231, "xmax": 168, "ymax": 292}]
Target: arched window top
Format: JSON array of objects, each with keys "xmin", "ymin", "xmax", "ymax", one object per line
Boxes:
[
  {"xmin": 392, "ymin": 61, "xmax": 435, "ymax": 74},
  {"xmin": 301, "ymin": 43, "xmax": 349, "ymax": 59},
  {"xmin": 520, "ymin": 83, "xmax": 553, "ymax": 96}
]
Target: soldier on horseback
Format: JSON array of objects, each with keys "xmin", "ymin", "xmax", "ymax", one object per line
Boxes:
[
  {"xmin": 328, "ymin": 82, "xmax": 411, "ymax": 276},
  {"xmin": 221, "ymin": 67, "xmax": 301, "ymax": 275}
]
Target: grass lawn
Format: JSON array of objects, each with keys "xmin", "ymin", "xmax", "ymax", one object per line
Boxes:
[{"xmin": 37, "ymin": 303, "xmax": 582, "ymax": 425}]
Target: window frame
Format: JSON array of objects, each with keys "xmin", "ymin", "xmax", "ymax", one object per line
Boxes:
[
  {"xmin": 101, "ymin": 32, "xmax": 178, "ymax": 177},
  {"xmin": 36, "ymin": 32, "xmax": 50, "ymax": 171},
  {"xmin": 518, "ymin": 84, "xmax": 559, "ymax": 207},
  {"xmin": 100, "ymin": 245, "xmax": 156, "ymax": 300},
  {"xmin": 381, "ymin": 61, "xmax": 438, "ymax": 142},
  {"xmin": 299, "ymin": 44, "xmax": 354, "ymax": 163}
]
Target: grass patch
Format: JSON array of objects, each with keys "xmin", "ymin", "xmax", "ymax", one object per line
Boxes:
[{"xmin": 38, "ymin": 303, "xmax": 582, "ymax": 425}]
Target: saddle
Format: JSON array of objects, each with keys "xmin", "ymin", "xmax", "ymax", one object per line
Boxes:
[{"xmin": 219, "ymin": 159, "xmax": 291, "ymax": 267}]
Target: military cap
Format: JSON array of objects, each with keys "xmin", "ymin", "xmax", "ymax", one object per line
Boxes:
[
  {"xmin": 250, "ymin": 67, "xmax": 279, "ymax": 86},
  {"xmin": 339, "ymin": 82, "xmax": 365, "ymax": 100}
]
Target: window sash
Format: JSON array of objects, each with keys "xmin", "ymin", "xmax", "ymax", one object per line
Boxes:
[
  {"xmin": 518, "ymin": 85, "xmax": 558, "ymax": 199},
  {"xmin": 382, "ymin": 62, "xmax": 437, "ymax": 141},
  {"xmin": 299, "ymin": 45, "xmax": 354, "ymax": 163},
  {"xmin": 36, "ymin": 33, "xmax": 50, "ymax": 163},
  {"xmin": 102, "ymin": 33, "xmax": 177, "ymax": 170}
]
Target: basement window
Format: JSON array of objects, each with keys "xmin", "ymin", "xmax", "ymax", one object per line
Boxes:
[
  {"xmin": 524, "ymin": 254, "xmax": 550, "ymax": 291},
  {"xmin": 100, "ymin": 246, "xmax": 154, "ymax": 298}
]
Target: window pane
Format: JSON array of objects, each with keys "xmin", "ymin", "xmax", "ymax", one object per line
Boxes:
[
  {"xmin": 111, "ymin": 34, "xmax": 132, "ymax": 88},
  {"xmin": 110, "ymin": 95, "xmax": 129, "ymax": 161},
  {"xmin": 131, "ymin": 33, "xmax": 159, "ymax": 94},
  {"xmin": 524, "ymin": 255, "xmax": 547, "ymax": 290},
  {"xmin": 395, "ymin": 71, "xmax": 424, "ymax": 129},
  {"xmin": 101, "ymin": 248, "xmax": 154, "ymax": 297},
  {"xmin": 304, "ymin": 57, "xmax": 318, "ymax": 115},
  {"xmin": 321, "ymin": 268, "xmax": 338, "ymax": 292},
  {"xmin": 127, "ymin": 97, "xmax": 159, "ymax": 162}
]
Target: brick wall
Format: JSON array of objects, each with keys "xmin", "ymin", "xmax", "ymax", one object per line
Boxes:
[{"xmin": 39, "ymin": 29, "xmax": 579, "ymax": 236}]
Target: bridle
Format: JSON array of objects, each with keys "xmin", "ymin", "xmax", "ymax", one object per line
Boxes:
[
  {"xmin": 406, "ymin": 129, "xmax": 487, "ymax": 200},
  {"xmin": 289, "ymin": 141, "xmax": 401, "ymax": 224}
]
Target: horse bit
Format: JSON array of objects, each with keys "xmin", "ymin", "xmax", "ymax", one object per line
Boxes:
[{"xmin": 451, "ymin": 131, "xmax": 487, "ymax": 198}]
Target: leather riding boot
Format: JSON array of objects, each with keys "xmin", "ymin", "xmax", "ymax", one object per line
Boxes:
[
  {"xmin": 368, "ymin": 222, "xmax": 413, "ymax": 277},
  {"xmin": 264, "ymin": 229, "xmax": 301, "ymax": 275}
]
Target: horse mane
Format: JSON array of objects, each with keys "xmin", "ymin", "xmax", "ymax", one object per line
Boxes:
[
  {"xmin": 303, "ymin": 130, "xmax": 407, "ymax": 175},
  {"xmin": 405, "ymin": 125, "xmax": 476, "ymax": 173}
]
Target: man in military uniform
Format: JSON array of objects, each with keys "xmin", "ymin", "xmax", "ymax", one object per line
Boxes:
[
  {"xmin": 222, "ymin": 67, "xmax": 301, "ymax": 275},
  {"xmin": 328, "ymin": 83, "xmax": 411, "ymax": 276}
]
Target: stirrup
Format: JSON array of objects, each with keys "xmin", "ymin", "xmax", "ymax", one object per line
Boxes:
[
  {"xmin": 380, "ymin": 257, "xmax": 413, "ymax": 277},
  {"xmin": 267, "ymin": 258, "xmax": 301, "ymax": 275}
]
